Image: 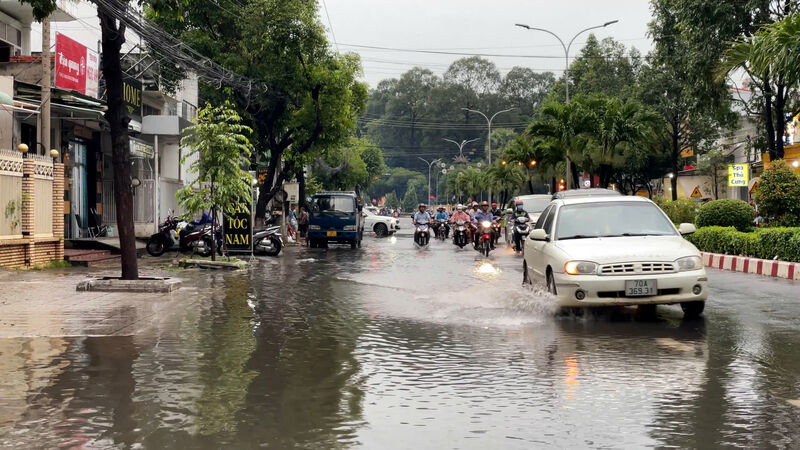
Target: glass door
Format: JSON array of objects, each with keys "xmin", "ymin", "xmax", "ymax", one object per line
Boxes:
[{"xmin": 69, "ymin": 141, "xmax": 87, "ymax": 238}]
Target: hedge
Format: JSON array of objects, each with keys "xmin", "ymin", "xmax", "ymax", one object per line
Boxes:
[
  {"xmin": 686, "ymin": 226, "xmax": 800, "ymax": 262},
  {"xmin": 654, "ymin": 198, "xmax": 699, "ymax": 224},
  {"xmin": 695, "ymin": 199, "xmax": 755, "ymax": 232}
]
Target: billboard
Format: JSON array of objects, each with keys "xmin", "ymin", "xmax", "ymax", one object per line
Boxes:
[{"xmin": 54, "ymin": 33, "xmax": 99, "ymax": 98}]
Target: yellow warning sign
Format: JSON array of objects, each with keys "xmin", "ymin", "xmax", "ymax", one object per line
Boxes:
[{"xmin": 690, "ymin": 186, "xmax": 703, "ymax": 198}]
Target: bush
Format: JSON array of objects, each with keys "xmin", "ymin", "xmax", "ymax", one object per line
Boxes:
[
  {"xmin": 753, "ymin": 161, "xmax": 800, "ymax": 227},
  {"xmin": 686, "ymin": 226, "xmax": 800, "ymax": 262},
  {"xmin": 695, "ymin": 199, "xmax": 755, "ymax": 232},
  {"xmin": 656, "ymin": 198, "xmax": 699, "ymax": 224}
]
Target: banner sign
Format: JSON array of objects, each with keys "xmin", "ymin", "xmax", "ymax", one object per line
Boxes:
[
  {"xmin": 223, "ymin": 200, "xmax": 253, "ymax": 253},
  {"xmin": 54, "ymin": 33, "xmax": 99, "ymax": 98},
  {"xmin": 728, "ymin": 164, "xmax": 749, "ymax": 187},
  {"xmin": 129, "ymin": 139, "xmax": 153, "ymax": 158},
  {"xmin": 123, "ymin": 78, "xmax": 142, "ymax": 121}
]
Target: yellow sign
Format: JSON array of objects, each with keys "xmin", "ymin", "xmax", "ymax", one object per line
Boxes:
[
  {"xmin": 690, "ymin": 186, "xmax": 703, "ymax": 198},
  {"xmin": 680, "ymin": 147, "xmax": 694, "ymax": 158},
  {"xmin": 728, "ymin": 164, "xmax": 749, "ymax": 187},
  {"xmin": 749, "ymin": 181, "xmax": 759, "ymax": 196}
]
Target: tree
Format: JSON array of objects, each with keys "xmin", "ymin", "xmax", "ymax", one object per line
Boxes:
[
  {"xmin": 177, "ymin": 103, "xmax": 254, "ymax": 261},
  {"xmin": 567, "ymin": 35, "xmax": 642, "ymax": 100},
  {"xmin": 695, "ymin": 147, "xmax": 730, "ymax": 199},
  {"xmin": 313, "ymin": 137, "xmax": 385, "ymax": 191},
  {"xmin": 526, "ymin": 101, "xmax": 589, "ymax": 188},
  {"xmin": 384, "ymin": 192, "xmax": 400, "ymax": 209},
  {"xmin": 485, "ymin": 163, "xmax": 525, "ymax": 206},
  {"xmin": 500, "ymin": 68, "xmax": 555, "ymax": 121},
  {"xmin": 753, "ymin": 161, "xmax": 800, "ymax": 226},
  {"xmin": 402, "ymin": 184, "xmax": 420, "ymax": 211}
]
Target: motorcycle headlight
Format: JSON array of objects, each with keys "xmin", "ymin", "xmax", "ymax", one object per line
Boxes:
[
  {"xmin": 343, "ymin": 225, "xmax": 357, "ymax": 231},
  {"xmin": 676, "ymin": 256, "xmax": 702, "ymax": 272},
  {"xmin": 309, "ymin": 225, "xmax": 321, "ymax": 230},
  {"xmin": 481, "ymin": 221, "xmax": 492, "ymax": 228},
  {"xmin": 564, "ymin": 261, "xmax": 598, "ymax": 275}
]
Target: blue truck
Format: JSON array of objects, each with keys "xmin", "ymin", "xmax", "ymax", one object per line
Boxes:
[{"xmin": 307, "ymin": 191, "xmax": 364, "ymax": 249}]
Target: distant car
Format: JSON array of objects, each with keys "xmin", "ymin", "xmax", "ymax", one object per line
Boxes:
[
  {"xmin": 522, "ymin": 195, "xmax": 707, "ymax": 318},
  {"xmin": 363, "ymin": 208, "xmax": 398, "ymax": 237},
  {"xmin": 551, "ymin": 188, "xmax": 621, "ymax": 200}
]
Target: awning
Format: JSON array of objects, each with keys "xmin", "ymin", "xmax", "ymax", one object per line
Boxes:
[{"xmin": 0, "ymin": 90, "xmax": 39, "ymax": 114}]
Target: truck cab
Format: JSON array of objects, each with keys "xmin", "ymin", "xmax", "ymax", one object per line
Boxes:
[{"xmin": 307, "ymin": 191, "xmax": 364, "ymax": 249}]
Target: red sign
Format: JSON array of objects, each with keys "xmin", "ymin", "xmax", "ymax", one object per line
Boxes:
[{"xmin": 54, "ymin": 33, "xmax": 99, "ymax": 98}]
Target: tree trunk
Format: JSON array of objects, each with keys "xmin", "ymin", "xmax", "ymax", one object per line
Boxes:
[
  {"xmin": 763, "ymin": 78, "xmax": 777, "ymax": 161},
  {"xmin": 297, "ymin": 166, "xmax": 307, "ymax": 210},
  {"xmin": 569, "ymin": 162, "xmax": 580, "ymax": 189},
  {"xmin": 210, "ymin": 180, "xmax": 216, "ymax": 261},
  {"xmin": 255, "ymin": 148, "xmax": 281, "ymax": 220},
  {"xmin": 99, "ymin": 9, "xmax": 137, "ymax": 280},
  {"xmin": 670, "ymin": 122, "xmax": 680, "ymax": 201},
  {"xmin": 775, "ymin": 82, "xmax": 786, "ymax": 160}
]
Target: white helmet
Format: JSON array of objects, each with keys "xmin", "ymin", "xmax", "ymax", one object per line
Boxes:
[{"xmin": 456, "ymin": 204, "xmax": 465, "ymax": 211}]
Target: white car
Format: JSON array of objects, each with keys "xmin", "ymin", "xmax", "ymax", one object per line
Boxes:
[
  {"xmin": 363, "ymin": 208, "xmax": 398, "ymax": 237},
  {"xmin": 522, "ymin": 195, "xmax": 708, "ymax": 318}
]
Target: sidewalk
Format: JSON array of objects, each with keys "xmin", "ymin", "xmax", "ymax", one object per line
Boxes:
[{"xmin": 701, "ymin": 252, "xmax": 799, "ymax": 280}]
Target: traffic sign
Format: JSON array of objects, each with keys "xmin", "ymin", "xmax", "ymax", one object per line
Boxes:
[
  {"xmin": 728, "ymin": 164, "xmax": 749, "ymax": 187},
  {"xmin": 690, "ymin": 186, "xmax": 703, "ymax": 198}
]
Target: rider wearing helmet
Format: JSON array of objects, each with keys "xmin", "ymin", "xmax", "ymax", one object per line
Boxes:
[
  {"xmin": 432, "ymin": 205, "xmax": 450, "ymax": 238},
  {"xmin": 413, "ymin": 203, "xmax": 431, "ymax": 226},
  {"xmin": 472, "ymin": 201, "xmax": 495, "ymax": 247},
  {"xmin": 513, "ymin": 199, "xmax": 530, "ymax": 219},
  {"xmin": 468, "ymin": 201, "xmax": 480, "ymax": 219},
  {"xmin": 490, "ymin": 202, "xmax": 502, "ymax": 219}
]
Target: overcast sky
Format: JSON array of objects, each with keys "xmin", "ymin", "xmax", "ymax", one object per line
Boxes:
[{"xmin": 33, "ymin": 0, "xmax": 655, "ymax": 88}]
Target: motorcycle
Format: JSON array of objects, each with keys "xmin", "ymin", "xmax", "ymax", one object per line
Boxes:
[
  {"xmin": 146, "ymin": 214, "xmax": 221, "ymax": 257},
  {"xmin": 414, "ymin": 221, "xmax": 431, "ymax": 247},
  {"xmin": 512, "ymin": 216, "xmax": 531, "ymax": 253},
  {"xmin": 452, "ymin": 220, "xmax": 468, "ymax": 248},
  {"xmin": 253, "ymin": 225, "xmax": 282, "ymax": 256},
  {"xmin": 435, "ymin": 219, "xmax": 449, "ymax": 241},
  {"xmin": 491, "ymin": 217, "xmax": 503, "ymax": 246},
  {"xmin": 475, "ymin": 220, "xmax": 494, "ymax": 257}
]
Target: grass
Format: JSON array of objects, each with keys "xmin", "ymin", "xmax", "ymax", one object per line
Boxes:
[{"xmin": 31, "ymin": 259, "xmax": 74, "ymax": 270}]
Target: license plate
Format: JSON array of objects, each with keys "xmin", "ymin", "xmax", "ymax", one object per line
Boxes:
[
  {"xmin": 326, "ymin": 231, "xmax": 337, "ymax": 237},
  {"xmin": 625, "ymin": 279, "xmax": 657, "ymax": 297}
]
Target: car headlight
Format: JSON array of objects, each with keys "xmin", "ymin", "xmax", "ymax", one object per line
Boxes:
[
  {"xmin": 343, "ymin": 225, "xmax": 357, "ymax": 231},
  {"xmin": 676, "ymin": 256, "xmax": 702, "ymax": 271},
  {"xmin": 564, "ymin": 261, "xmax": 598, "ymax": 275},
  {"xmin": 481, "ymin": 221, "xmax": 492, "ymax": 228},
  {"xmin": 309, "ymin": 225, "xmax": 321, "ymax": 230}
]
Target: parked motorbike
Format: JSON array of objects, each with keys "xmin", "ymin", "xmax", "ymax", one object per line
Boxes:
[
  {"xmin": 452, "ymin": 220, "xmax": 468, "ymax": 248},
  {"xmin": 475, "ymin": 220, "xmax": 494, "ymax": 257},
  {"xmin": 414, "ymin": 221, "xmax": 431, "ymax": 247},
  {"xmin": 146, "ymin": 214, "xmax": 221, "ymax": 257},
  {"xmin": 253, "ymin": 225, "xmax": 282, "ymax": 256},
  {"xmin": 512, "ymin": 216, "xmax": 531, "ymax": 253}
]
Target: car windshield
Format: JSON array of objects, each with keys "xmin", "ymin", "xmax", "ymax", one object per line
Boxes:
[
  {"xmin": 522, "ymin": 198, "xmax": 551, "ymax": 213},
  {"xmin": 556, "ymin": 201, "xmax": 676, "ymax": 240},
  {"xmin": 311, "ymin": 195, "xmax": 355, "ymax": 214}
]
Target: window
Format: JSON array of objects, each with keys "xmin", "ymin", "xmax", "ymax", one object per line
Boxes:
[
  {"xmin": 311, "ymin": 195, "xmax": 355, "ymax": 214},
  {"xmin": 542, "ymin": 207, "xmax": 557, "ymax": 234},
  {"xmin": 555, "ymin": 201, "xmax": 677, "ymax": 240},
  {"xmin": 534, "ymin": 205, "xmax": 552, "ymax": 229}
]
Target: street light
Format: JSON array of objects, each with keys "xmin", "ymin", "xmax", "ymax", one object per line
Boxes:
[
  {"xmin": 515, "ymin": 20, "xmax": 619, "ymax": 189},
  {"xmin": 443, "ymin": 138, "xmax": 480, "ymax": 162},
  {"xmin": 460, "ymin": 107, "xmax": 514, "ymax": 203},
  {"xmin": 419, "ymin": 157, "xmax": 443, "ymax": 205}
]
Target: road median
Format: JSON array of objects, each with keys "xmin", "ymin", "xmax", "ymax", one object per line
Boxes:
[{"xmin": 701, "ymin": 252, "xmax": 799, "ymax": 280}]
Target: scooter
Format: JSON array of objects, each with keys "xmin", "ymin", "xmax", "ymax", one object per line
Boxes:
[
  {"xmin": 512, "ymin": 216, "xmax": 531, "ymax": 253},
  {"xmin": 452, "ymin": 220, "xmax": 468, "ymax": 248},
  {"xmin": 435, "ymin": 219, "xmax": 448, "ymax": 241},
  {"xmin": 253, "ymin": 225, "xmax": 282, "ymax": 256},
  {"xmin": 491, "ymin": 217, "xmax": 502, "ymax": 246},
  {"xmin": 146, "ymin": 214, "xmax": 221, "ymax": 257},
  {"xmin": 414, "ymin": 221, "xmax": 431, "ymax": 247},
  {"xmin": 475, "ymin": 220, "xmax": 494, "ymax": 257}
]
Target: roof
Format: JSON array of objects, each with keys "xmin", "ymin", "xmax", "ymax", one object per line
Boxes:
[
  {"xmin": 551, "ymin": 188, "xmax": 622, "ymax": 200},
  {"xmin": 557, "ymin": 195, "xmax": 653, "ymax": 206},
  {"xmin": 313, "ymin": 191, "xmax": 358, "ymax": 196},
  {"xmin": 514, "ymin": 194, "xmax": 551, "ymax": 200}
]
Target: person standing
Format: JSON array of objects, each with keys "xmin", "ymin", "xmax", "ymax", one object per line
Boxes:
[{"xmin": 298, "ymin": 206, "xmax": 309, "ymax": 245}]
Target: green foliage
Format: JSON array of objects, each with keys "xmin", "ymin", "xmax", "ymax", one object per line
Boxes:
[
  {"xmin": 753, "ymin": 161, "xmax": 800, "ymax": 227},
  {"xmin": 384, "ymin": 191, "xmax": 400, "ymax": 209},
  {"xmin": 655, "ymin": 198, "xmax": 699, "ymax": 224},
  {"xmin": 369, "ymin": 167, "xmax": 426, "ymax": 200},
  {"xmin": 314, "ymin": 137, "xmax": 385, "ymax": 191},
  {"xmin": 4, "ymin": 199, "xmax": 19, "ymax": 233},
  {"xmin": 687, "ymin": 226, "xmax": 800, "ymax": 262},
  {"xmin": 177, "ymin": 102, "xmax": 254, "ymax": 217},
  {"xmin": 402, "ymin": 184, "xmax": 420, "ymax": 211},
  {"xmin": 695, "ymin": 199, "xmax": 755, "ymax": 232}
]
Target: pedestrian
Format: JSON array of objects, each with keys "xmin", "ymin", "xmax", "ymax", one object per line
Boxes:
[
  {"xmin": 288, "ymin": 203, "xmax": 298, "ymax": 241},
  {"xmin": 298, "ymin": 206, "xmax": 309, "ymax": 244}
]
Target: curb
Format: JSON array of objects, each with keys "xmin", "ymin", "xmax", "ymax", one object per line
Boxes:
[{"xmin": 701, "ymin": 252, "xmax": 799, "ymax": 280}]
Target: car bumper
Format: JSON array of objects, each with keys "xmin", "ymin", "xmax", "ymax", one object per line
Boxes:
[
  {"xmin": 552, "ymin": 270, "xmax": 708, "ymax": 307},
  {"xmin": 308, "ymin": 230, "xmax": 358, "ymax": 242}
]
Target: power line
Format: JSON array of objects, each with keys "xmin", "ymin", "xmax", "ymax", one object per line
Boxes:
[
  {"xmin": 340, "ymin": 43, "xmax": 644, "ymax": 60},
  {"xmin": 320, "ymin": 0, "xmax": 339, "ymax": 54}
]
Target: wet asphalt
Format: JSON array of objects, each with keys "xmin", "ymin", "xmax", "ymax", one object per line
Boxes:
[{"xmin": 0, "ymin": 219, "xmax": 799, "ymax": 449}]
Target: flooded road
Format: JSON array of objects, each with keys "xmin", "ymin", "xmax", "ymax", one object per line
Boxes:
[{"xmin": 2, "ymin": 223, "xmax": 800, "ymax": 448}]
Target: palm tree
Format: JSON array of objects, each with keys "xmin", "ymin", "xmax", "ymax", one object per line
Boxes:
[
  {"xmin": 485, "ymin": 163, "xmax": 525, "ymax": 207},
  {"xmin": 526, "ymin": 100, "xmax": 590, "ymax": 188},
  {"xmin": 502, "ymin": 136, "xmax": 561, "ymax": 193}
]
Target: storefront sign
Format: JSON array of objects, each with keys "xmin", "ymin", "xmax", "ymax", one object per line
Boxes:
[
  {"xmin": 728, "ymin": 164, "xmax": 749, "ymax": 187},
  {"xmin": 223, "ymin": 200, "xmax": 253, "ymax": 252},
  {"xmin": 123, "ymin": 78, "xmax": 142, "ymax": 121},
  {"xmin": 129, "ymin": 139, "xmax": 153, "ymax": 158},
  {"xmin": 54, "ymin": 33, "xmax": 99, "ymax": 98}
]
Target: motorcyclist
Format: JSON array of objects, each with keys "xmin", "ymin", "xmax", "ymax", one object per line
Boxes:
[
  {"xmin": 432, "ymin": 205, "xmax": 450, "ymax": 238},
  {"xmin": 513, "ymin": 200, "xmax": 530, "ymax": 220},
  {"xmin": 472, "ymin": 201, "xmax": 495, "ymax": 248},
  {"xmin": 490, "ymin": 203, "xmax": 503, "ymax": 219},
  {"xmin": 468, "ymin": 202, "xmax": 480, "ymax": 219},
  {"xmin": 412, "ymin": 203, "xmax": 431, "ymax": 226}
]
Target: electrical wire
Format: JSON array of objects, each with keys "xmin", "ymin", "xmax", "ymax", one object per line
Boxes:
[{"xmin": 320, "ymin": 0, "xmax": 339, "ymax": 54}]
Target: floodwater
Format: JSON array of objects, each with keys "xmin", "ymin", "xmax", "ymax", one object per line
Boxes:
[{"xmin": 1, "ymin": 225, "xmax": 800, "ymax": 448}]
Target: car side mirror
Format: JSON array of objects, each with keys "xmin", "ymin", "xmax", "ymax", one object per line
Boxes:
[
  {"xmin": 678, "ymin": 223, "xmax": 696, "ymax": 235},
  {"xmin": 529, "ymin": 229, "xmax": 548, "ymax": 241}
]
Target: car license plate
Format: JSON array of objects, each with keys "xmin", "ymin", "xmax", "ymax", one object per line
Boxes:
[
  {"xmin": 326, "ymin": 231, "xmax": 337, "ymax": 237},
  {"xmin": 625, "ymin": 279, "xmax": 657, "ymax": 297}
]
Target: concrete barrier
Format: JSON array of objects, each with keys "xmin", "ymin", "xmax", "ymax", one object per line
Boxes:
[{"xmin": 701, "ymin": 252, "xmax": 799, "ymax": 280}]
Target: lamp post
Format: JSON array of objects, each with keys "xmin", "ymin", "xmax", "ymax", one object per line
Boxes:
[
  {"xmin": 443, "ymin": 137, "xmax": 480, "ymax": 162},
  {"xmin": 515, "ymin": 20, "xmax": 619, "ymax": 189},
  {"xmin": 460, "ymin": 108, "xmax": 514, "ymax": 203},
  {"xmin": 418, "ymin": 157, "xmax": 443, "ymax": 206}
]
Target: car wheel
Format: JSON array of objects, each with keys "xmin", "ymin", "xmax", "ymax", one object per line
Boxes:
[
  {"xmin": 374, "ymin": 223, "xmax": 388, "ymax": 237},
  {"xmin": 523, "ymin": 261, "xmax": 532, "ymax": 285},
  {"xmin": 681, "ymin": 301, "xmax": 705, "ymax": 319},
  {"xmin": 546, "ymin": 270, "xmax": 557, "ymax": 295},
  {"xmin": 350, "ymin": 241, "xmax": 357, "ymax": 249}
]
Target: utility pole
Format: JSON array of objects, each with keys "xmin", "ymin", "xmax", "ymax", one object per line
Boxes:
[
  {"xmin": 40, "ymin": 16, "xmax": 51, "ymax": 157},
  {"xmin": 461, "ymin": 108, "xmax": 513, "ymax": 203},
  {"xmin": 515, "ymin": 20, "xmax": 618, "ymax": 189},
  {"xmin": 418, "ymin": 157, "xmax": 442, "ymax": 206},
  {"xmin": 443, "ymin": 138, "xmax": 480, "ymax": 162}
]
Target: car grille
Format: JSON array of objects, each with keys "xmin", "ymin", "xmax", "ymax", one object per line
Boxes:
[
  {"xmin": 598, "ymin": 262, "xmax": 677, "ymax": 276},
  {"xmin": 597, "ymin": 288, "xmax": 681, "ymax": 298}
]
